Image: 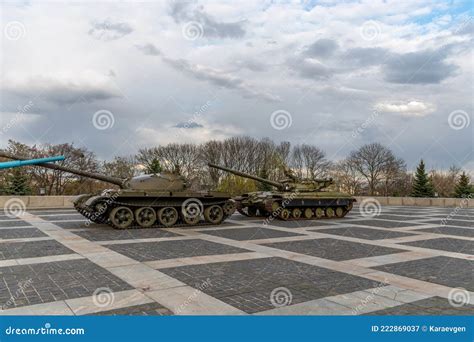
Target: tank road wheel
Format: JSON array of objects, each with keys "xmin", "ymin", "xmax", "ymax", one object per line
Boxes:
[
  {"xmin": 279, "ymin": 208, "xmax": 291, "ymax": 220},
  {"xmin": 247, "ymin": 206, "xmax": 258, "ymax": 217},
  {"xmin": 110, "ymin": 207, "xmax": 134, "ymax": 229},
  {"xmin": 303, "ymin": 208, "xmax": 313, "ymax": 219},
  {"xmin": 223, "ymin": 201, "xmax": 236, "ymax": 216},
  {"xmin": 325, "ymin": 207, "xmax": 335, "ymax": 218},
  {"xmin": 135, "ymin": 207, "xmax": 156, "ymax": 228},
  {"xmin": 335, "ymin": 207, "xmax": 344, "ymax": 218},
  {"xmin": 315, "ymin": 208, "xmax": 324, "ymax": 219},
  {"xmin": 204, "ymin": 205, "xmax": 224, "ymax": 224},
  {"xmin": 182, "ymin": 214, "xmax": 200, "ymax": 225},
  {"xmin": 158, "ymin": 207, "xmax": 179, "ymax": 227},
  {"xmin": 292, "ymin": 208, "xmax": 302, "ymax": 219}
]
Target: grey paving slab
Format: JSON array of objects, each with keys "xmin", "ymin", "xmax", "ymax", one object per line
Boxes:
[
  {"xmin": 262, "ymin": 238, "xmax": 406, "ymax": 261},
  {"xmin": 74, "ymin": 229, "xmax": 183, "ymax": 242},
  {"xmin": 348, "ymin": 219, "xmax": 422, "ymax": 229},
  {"xmin": 366, "ymin": 296, "xmax": 474, "ymax": 315},
  {"xmin": 28, "ymin": 210, "xmax": 77, "ymax": 215},
  {"xmin": 105, "ymin": 239, "xmax": 252, "ymax": 261},
  {"xmin": 373, "ymin": 256, "xmax": 474, "ymax": 291},
  {"xmin": 201, "ymin": 227, "xmax": 304, "ymax": 241},
  {"xmin": 311, "ymin": 227, "xmax": 416, "ymax": 240},
  {"xmin": 401, "ymin": 238, "xmax": 474, "ymax": 255},
  {"xmin": 0, "ymin": 240, "xmax": 74, "ymax": 260},
  {"xmin": 52, "ymin": 221, "xmax": 108, "ymax": 230},
  {"xmin": 39, "ymin": 215, "xmax": 85, "ymax": 221},
  {"xmin": 425, "ymin": 219, "xmax": 474, "ymax": 228},
  {"xmin": 89, "ymin": 302, "xmax": 173, "ymax": 316},
  {"xmin": 414, "ymin": 226, "xmax": 474, "ymax": 238},
  {"xmin": 0, "ymin": 259, "xmax": 133, "ymax": 309},
  {"xmin": 0, "ymin": 220, "xmax": 32, "ymax": 228},
  {"xmin": 0, "ymin": 228, "xmax": 47, "ymax": 240},
  {"xmin": 160, "ymin": 257, "xmax": 384, "ymax": 313},
  {"xmin": 373, "ymin": 215, "xmax": 425, "ymax": 221}
]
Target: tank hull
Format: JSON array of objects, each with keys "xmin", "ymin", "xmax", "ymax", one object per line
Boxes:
[{"xmin": 73, "ymin": 190, "xmax": 236, "ymax": 229}]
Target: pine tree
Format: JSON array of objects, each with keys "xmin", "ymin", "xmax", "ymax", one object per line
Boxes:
[
  {"xmin": 6, "ymin": 170, "xmax": 31, "ymax": 195},
  {"xmin": 145, "ymin": 158, "xmax": 162, "ymax": 174},
  {"xmin": 411, "ymin": 160, "xmax": 435, "ymax": 197},
  {"xmin": 453, "ymin": 172, "xmax": 472, "ymax": 198}
]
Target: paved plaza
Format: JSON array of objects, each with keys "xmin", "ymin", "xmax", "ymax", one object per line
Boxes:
[{"xmin": 0, "ymin": 205, "xmax": 472, "ymax": 315}]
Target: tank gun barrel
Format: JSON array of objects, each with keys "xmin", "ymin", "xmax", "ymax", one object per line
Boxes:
[
  {"xmin": 0, "ymin": 156, "xmax": 65, "ymax": 169},
  {"xmin": 0, "ymin": 151, "xmax": 126, "ymax": 188},
  {"xmin": 208, "ymin": 163, "xmax": 285, "ymax": 190}
]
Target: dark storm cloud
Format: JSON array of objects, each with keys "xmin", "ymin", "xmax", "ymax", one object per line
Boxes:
[
  {"xmin": 135, "ymin": 43, "xmax": 161, "ymax": 56},
  {"xmin": 88, "ymin": 19, "xmax": 133, "ymax": 41},
  {"xmin": 287, "ymin": 55, "xmax": 333, "ymax": 79},
  {"xmin": 303, "ymin": 38, "xmax": 339, "ymax": 58},
  {"xmin": 342, "ymin": 47, "xmax": 389, "ymax": 67},
  {"xmin": 170, "ymin": 0, "xmax": 246, "ymax": 39},
  {"xmin": 383, "ymin": 48, "xmax": 457, "ymax": 84}
]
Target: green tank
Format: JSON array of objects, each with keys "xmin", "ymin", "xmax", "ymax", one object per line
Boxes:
[
  {"xmin": 0, "ymin": 151, "xmax": 236, "ymax": 229},
  {"xmin": 208, "ymin": 163, "xmax": 356, "ymax": 220}
]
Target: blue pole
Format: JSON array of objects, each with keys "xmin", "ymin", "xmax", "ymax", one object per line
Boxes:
[{"xmin": 0, "ymin": 156, "xmax": 65, "ymax": 170}]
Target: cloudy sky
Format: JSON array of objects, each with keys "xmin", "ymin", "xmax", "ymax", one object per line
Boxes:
[{"xmin": 1, "ymin": 0, "xmax": 472, "ymax": 172}]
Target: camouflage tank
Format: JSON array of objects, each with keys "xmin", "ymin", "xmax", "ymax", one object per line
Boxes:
[
  {"xmin": 208, "ymin": 163, "xmax": 355, "ymax": 220},
  {"xmin": 0, "ymin": 151, "xmax": 236, "ymax": 229}
]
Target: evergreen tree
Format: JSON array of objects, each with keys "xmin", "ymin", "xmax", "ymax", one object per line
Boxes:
[
  {"xmin": 6, "ymin": 170, "xmax": 31, "ymax": 195},
  {"xmin": 145, "ymin": 158, "xmax": 162, "ymax": 174},
  {"xmin": 411, "ymin": 160, "xmax": 435, "ymax": 197},
  {"xmin": 453, "ymin": 172, "xmax": 472, "ymax": 198}
]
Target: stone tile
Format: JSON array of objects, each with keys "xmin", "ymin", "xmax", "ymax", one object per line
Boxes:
[
  {"xmin": 401, "ymin": 238, "xmax": 474, "ymax": 255},
  {"xmin": 0, "ymin": 220, "xmax": 32, "ymax": 228},
  {"xmin": 105, "ymin": 239, "xmax": 251, "ymax": 261},
  {"xmin": 0, "ymin": 259, "xmax": 133, "ymax": 308},
  {"xmin": 0, "ymin": 300, "xmax": 74, "ymax": 315},
  {"xmin": 373, "ymin": 256, "xmax": 474, "ymax": 291},
  {"xmin": 312, "ymin": 227, "xmax": 416, "ymax": 240},
  {"xmin": 160, "ymin": 257, "xmax": 384, "ymax": 313},
  {"xmin": 90, "ymin": 302, "xmax": 172, "ymax": 316},
  {"xmin": 0, "ymin": 240, "xmax": 74, "ymax": 260},
  {"xmin": 262, "ymin": 238, "xmax": 406, "ymax": 261},
  {"xmin": 39, "ymin": 215, "xmax": 85, "ymax": 221},
  {"xmin": 366, "ymin": 296, "xmax": 474, "ymax": 315},
  {"xmin": 348, "ymin": 219, "xmax": 422, "ymax": 229},
  {"xmin": 201, "ymin": 227, "xmax": 303, "ymax": 241},
  {"xmin": 52, "ymin": 221, "xmax": 108, "ymax": 230},
  {"xmin": 0, "ymin": 228, "xmax": 47, "ymax": 240},
  {"xmin": 426, "ymin": 219, "xmax": 473, "ymax": 228},
  {"xmin": 414, "ymin": 226, "xmax": 474, "ymax": 238},
  {"xmin": 374, "ymin": 215, "xmax": 425, "ymax": 221},
  {"xmin": 74, "ymin": 229, "xmax": 183, "ymax": 242}
]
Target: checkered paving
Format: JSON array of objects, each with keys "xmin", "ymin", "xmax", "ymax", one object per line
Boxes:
[{"xmin": 0, "ymin": 204, "xmax": 472, "ymax": 315}]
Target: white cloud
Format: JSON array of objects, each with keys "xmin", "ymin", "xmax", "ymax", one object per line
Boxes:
[{"xmin": 375, "ymin": 100, "xmax": 436, "ymax": 117}]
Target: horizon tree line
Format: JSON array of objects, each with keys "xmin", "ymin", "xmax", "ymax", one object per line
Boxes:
[{"xmin": 0, "ymin": 138, "xmax": 472, "ymax": 198}]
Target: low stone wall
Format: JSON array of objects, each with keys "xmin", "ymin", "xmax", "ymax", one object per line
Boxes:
[
  {"xmin": 0, "ymin": 196, "xmax": 76, "ymax": 209},
  {"xmin": 0, "ymin": 196, "xmax": 472, "ymax": 209},
  {"xmin": 355, "ymin": 196, "xmax": 473, "ymax": 208}
]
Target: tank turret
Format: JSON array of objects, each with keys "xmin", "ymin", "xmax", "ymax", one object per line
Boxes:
[{"xmin": 208, "ymin": 163, "xmax": 334, "ymax": 192}]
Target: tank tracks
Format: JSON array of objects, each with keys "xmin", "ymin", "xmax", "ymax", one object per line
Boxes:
[{"xmin": 237, "ymin": 203, "xmax": 353, "ymax": 220}]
